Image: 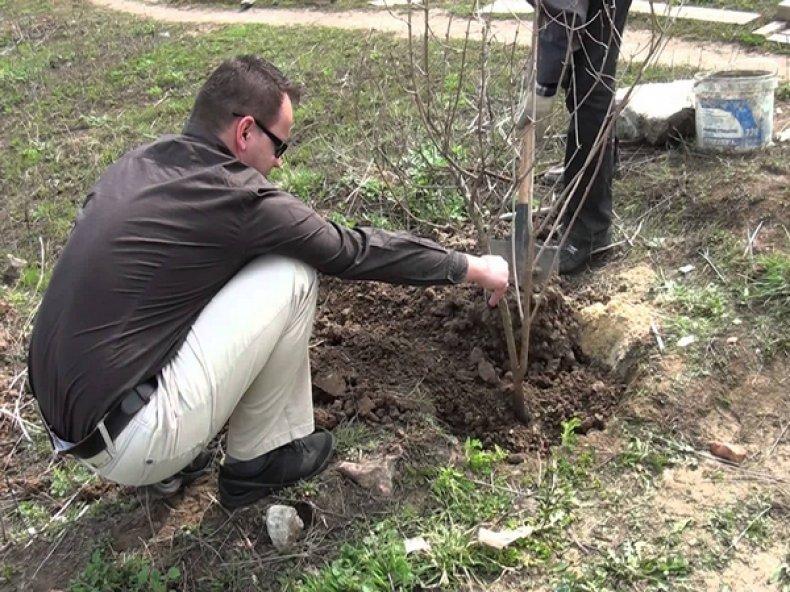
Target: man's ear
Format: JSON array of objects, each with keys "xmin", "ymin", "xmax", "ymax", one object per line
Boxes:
[{"xmin": 234, "ymin": 116, "xmax": 254, "ymax": 153}]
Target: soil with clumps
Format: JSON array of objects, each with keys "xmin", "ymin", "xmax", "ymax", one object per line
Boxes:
[{"xmin": 311, "ymin": 278, "xmax": 621, "ymax": 452}]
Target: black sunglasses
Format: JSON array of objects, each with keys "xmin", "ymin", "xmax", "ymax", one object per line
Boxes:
[{"xmin": 232, "ymin": 112, "xmax": 288, "ymax": 158}]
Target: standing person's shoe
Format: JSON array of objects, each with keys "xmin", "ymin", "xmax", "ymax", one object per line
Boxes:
[
  {"xmin": 147, "ymin": 449, "xmax": 214, "ymax": 497},
  {"xmin": 218, "ymin": 430, "xmax": 335, "ymax": 510},
  {"xmin": 556, "ymin": 229, "xmax": 613, "ymax": 275}
]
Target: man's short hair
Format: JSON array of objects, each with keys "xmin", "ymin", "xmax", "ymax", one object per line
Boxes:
[{"xmin": 188, "ymin": 55, "xmax": 301, "ymax": 135}]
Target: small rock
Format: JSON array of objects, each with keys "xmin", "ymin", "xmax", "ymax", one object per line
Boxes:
[
  {"xmin": 477, "ymin": 525, "xmax": 534, "ymax": 549},
  {"xmin": 423, "ymin": 287, "xmax": 436, "ymax": 300},
  {"xmin": 477, "ymin": 359, "xmax": 499, "ymax": 384},
  {"xmin": 313, "ymin": 371, "xmax": 347, "ymax": 399},
  {"xmin": 506, "ymin": 453, "xmax": 528, "ymax": 464},
  {"xmin": 357, "ymin": 395, "xmax": 376, "ymax": 417},
  {"xmin": 266, "ymin": 505, "xmax": 304, "ymax": 551},
  {"xmin": 2, "ymin": 255, "xmax": 26, "ymax": 286},
  {"xmin": 677, "ymin": 335, "xmax": 697, "ymax": 348},
  {"xmin": 469, "ymin": 346, "xmax": 485, "ymax": 365},
  {"xmin": 678, "ymin": 264, "xmax": 696, "ymax": 274},
  {"xmin": 337, "ymin": 456, "xmax": 397, "ymax": 497},
  {"xmin": 404, "ymin": 536, "xmax": 431, "ymax": 555},
  {"xmin": 560, "ymin": 351, "xmax": 577, "ymax": 370},
  {"xmin": 314, "ymin": 408, "xmax": 339, "ymax": 430},
  {"xmin": 726, "ymin": 336, "xmax": 738, "ymax": 344},
  {"xmin": 709, "ymin": 441, "xmax": 748, "ymax": 464}
]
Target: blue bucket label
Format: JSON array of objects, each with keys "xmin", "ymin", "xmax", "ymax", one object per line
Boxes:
[{"xmin": 698, "ymin": 98, "xmax": 763, "ymax": 148}]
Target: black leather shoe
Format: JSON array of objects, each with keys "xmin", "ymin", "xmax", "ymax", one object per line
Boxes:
[
  {"xmin": 218, "ymin": 430, "xmax": 335, "ymax": 510},
  {"xmin": 557, "ymin": 229, "xmax": 612, "ymax": 275},
  {"xmin": 148, "ymin": 449, "xmax": 214, "ymax": 497}
]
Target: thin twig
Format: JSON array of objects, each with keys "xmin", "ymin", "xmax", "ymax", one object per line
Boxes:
[{"xmin": 699, "ymin": 249, "xmax": 727, "ymax": 283}]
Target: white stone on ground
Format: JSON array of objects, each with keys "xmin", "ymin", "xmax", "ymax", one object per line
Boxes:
[
  {"xmin": 480, "ymin": 0, "xmax": 533, "ymax": 15},
  {"xmin": 616, "ymin": 79, "xmax": 695, "ymax": 145},
  {"xmin": 266, "ymin": 505, "xmax": 304, "ymax": 552}
]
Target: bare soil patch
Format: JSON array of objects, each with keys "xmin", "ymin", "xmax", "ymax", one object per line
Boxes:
[{"xmin": 310, "ymin": 275, "xmax": 623, "ymax": 452}]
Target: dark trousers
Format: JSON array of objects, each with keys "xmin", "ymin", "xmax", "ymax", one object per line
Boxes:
[{"xmin": 561, "ymin": 0, "xmax": 632, "ymax": 240}]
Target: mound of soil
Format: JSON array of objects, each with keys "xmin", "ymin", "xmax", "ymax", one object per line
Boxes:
[{"xmin": 311, "ymin": 278, "xmax": 622, "ymax": 452}]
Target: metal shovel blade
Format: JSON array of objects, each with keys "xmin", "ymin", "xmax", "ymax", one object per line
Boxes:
[
  {"xmin": 490, "ymin": 203, "xmax": 557, "ymax": 287},
  {"xmin": 489, "ymin": 238, "xmax": 557, "ymax": 287}
]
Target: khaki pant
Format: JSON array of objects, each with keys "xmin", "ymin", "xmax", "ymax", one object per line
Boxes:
[{"xmin": 84, "ymin": 256, "xmax": 318, "ymax": 486}]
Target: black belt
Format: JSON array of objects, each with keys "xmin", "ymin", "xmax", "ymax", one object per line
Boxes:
[{"xmin": 51, "ymin": 377, "xmax": 158, "ymax": 460}]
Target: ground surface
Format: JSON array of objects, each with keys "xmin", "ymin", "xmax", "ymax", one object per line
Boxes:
[
  {"xmin": 88, "ymin": 0, "xmax": 790, "ymax": 74},
  {"xmin": 0, "ymin": 1, "xmax": 788, "ymax": 591}
]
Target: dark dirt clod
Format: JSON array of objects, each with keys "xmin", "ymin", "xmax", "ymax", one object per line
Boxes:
[{"xmin": 311, "ymin": 277, "xmax": 622, "ymax": 452}]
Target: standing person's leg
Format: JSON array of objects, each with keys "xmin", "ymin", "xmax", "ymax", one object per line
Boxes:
[
  {"xmin": 560, "ymin": 0, "xmax": 631, "ymax": 272},
  {"xmin": 86, "ymin": 256, "xmax": 329, "ymax": 497}
]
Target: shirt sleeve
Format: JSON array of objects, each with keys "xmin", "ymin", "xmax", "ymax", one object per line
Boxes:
[{"xmin": 243, "ymin": 187, "xmax": 468, "ymax": 286}]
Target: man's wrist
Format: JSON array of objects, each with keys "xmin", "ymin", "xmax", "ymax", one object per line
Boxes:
[{"xmin": 464, "ymin": 254, "xmax": 483, "ymax": 284}]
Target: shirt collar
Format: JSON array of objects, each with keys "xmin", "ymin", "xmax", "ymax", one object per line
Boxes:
[{"xmin": 182, "ymin": 120, "xmax": 235, "ymax": 158}]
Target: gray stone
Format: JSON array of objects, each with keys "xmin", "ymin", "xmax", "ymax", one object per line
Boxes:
[
  {"xmin": 616, "ymin": 80, "xmax": 695, "ymax": 145},
  {"xmin": 337, "ymin": 456, "xmax": 397, "ymax": 497},
  {"xmin": 266, "ymin": 505, "xmax": 304, "ymax": 552},
  {"xmin": 778, "ymin": 0, "xmax": 790, "ymax": 22},
  {"xmin": 313, "ymin": 370, "xmax": 347, "ymax": 399},
  {"xmin": 477, "ymin": 359, "xmax": 499, "ymax": 384}
]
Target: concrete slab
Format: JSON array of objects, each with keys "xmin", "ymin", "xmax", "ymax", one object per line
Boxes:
[
  {"xmin": 630, "ymin": 0, "xmax": 759, "ymax": 24},
  {"xmin": 480, "ymin": 0, "xmax": 533, "ymax": 15},
  {"xmin": 479, "ymin": 0, "xmax": 758, "ymax": 23},
  {"xmin": 369, "ymin": 0, "xmax": 421, "ymax": 6},
  {"xmin": 767, "ymin": 30, "xmax": 790, "ymax": 44},
  {"xmin": 753, "ymin": 20, "xmax": 786, "ymax": 36}
]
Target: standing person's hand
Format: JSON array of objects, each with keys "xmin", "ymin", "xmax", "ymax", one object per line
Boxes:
[{"xmin": 464, "ymin": 254, "xmax": 510, "ymax": 307}]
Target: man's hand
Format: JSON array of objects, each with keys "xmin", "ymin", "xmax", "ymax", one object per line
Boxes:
[{"xmin": 464, "ymin": 254, "xmax": 510, "ymax": 307}]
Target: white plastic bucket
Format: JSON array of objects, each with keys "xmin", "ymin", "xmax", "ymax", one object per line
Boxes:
[{"xmin": 693, "ymin": 69, "xmax": 778, "ymax": 152}]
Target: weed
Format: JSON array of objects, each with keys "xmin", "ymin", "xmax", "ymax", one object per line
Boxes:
[
  {"xmin": 333, "ymin": 422, "xmax": 381, "ymax": 456},
  {"xmin": 0, "ymin": 563, "xmax": 14, "ymax": 586},
  {"xmin": 555, "ymin": 540, "xmax": 690, "ymax": 590},
  {"xmin": 269, "ymin": 163, "xmax": 325, "ymax": 202},
  {"xmin": 297, "ymin": 523, "xmax": 415, "ymax": 591},
  {"xmin": 656, "ymin": 280, "xmax": 731, "ymax": 342},
  {"xmin": 431, "ymin": 466, "xmax": 512, "ymax": 523},
  {"xmin": 561, "ymin": 417, "xmax": 582, "ymax": 449},
  {"xmin": 16, "ymin": 500, "xmax": 49, "ymax": 534},
  {"xmin": 745, "ymin": 252, "xmax": 789, "ymax": 315},
  {"xmin": 708, "ymin": 497, "xmax": 773, "ymax": 555},
  {"xmin": 50, "ymin": 462, "xmax": 97, "ymax": 498},
  {"xmin": 68, "ymin": 548, "xmax": 181, "ymax": 592},
  {"xmin": 617, "ymin": 436, "xmax": 672, "ymax": 475},
  {"xmin": 327, "ymin": 211, "xmax": 357, "ymax": 227},
  {"xmin": 463, "ymin": 437, "xmax": 507, "ymax": 475},
  {"xmin": 769, "ymin": 552, "xmax": 790, "ymax": 591}
]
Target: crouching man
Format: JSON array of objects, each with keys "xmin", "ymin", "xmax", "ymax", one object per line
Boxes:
[{"xmin": 27, "ymin": 55, "xmax": 509, "ymax": 510}]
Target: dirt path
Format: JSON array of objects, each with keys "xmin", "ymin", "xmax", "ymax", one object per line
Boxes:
[{"xmin": 90, "ymin": 0, "xmax": 788, "ymax": 79}]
